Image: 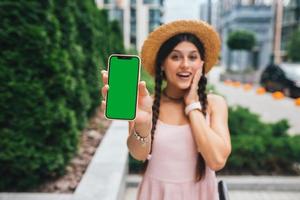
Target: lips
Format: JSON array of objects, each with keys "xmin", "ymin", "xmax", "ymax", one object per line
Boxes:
[{"xmin": 176, "ymin": 72, "xmax": 192, "ymax": 78}]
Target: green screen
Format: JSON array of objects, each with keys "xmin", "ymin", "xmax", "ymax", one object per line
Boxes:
[{"xmin": 105, "ymin": 55, "xmax": 140, "ymax": 120}]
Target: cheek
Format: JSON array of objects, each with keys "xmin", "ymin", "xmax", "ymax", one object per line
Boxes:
[
  {"xmin": 164, "ymin": 61, "xmax": 179, "ymax": 73},
  {"xmin": 192, "ymin": 64, "xmax": 202, "ymax": 73}
]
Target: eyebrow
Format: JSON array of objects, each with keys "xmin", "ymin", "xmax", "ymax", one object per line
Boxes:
[{"xmin": 171, "ymin": 49, "xmax": 199, "ymax": 54}]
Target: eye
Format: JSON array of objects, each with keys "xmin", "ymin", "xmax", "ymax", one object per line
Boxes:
[
  {"xmin": 170, "ymin": 54, "xmax": 180, "ymax": 60},
  {"xmin": 189, "ymin": 55, "xmax": 198, "ymax": 60}
]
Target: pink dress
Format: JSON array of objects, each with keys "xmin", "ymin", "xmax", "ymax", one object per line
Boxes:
[{"xmin": 136, "ymin": 116, "xmax": 219, "ymax": 200}]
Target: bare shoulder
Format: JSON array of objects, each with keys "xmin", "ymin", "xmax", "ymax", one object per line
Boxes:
[{"xmin": 207, "ymin": 93, "xmax": 228, "ymax": 111}]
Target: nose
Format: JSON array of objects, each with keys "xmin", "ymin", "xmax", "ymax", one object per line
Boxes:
[{"xmin": 181, "ymin": 57, "xmax": 189, "ymax": 68}]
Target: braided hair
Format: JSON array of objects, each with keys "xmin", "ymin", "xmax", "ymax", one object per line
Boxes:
[{"xmin": 143, "ymin": 33, "xmax": 208, "ymax": 181}]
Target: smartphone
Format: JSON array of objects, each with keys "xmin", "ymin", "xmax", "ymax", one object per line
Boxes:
[{"xmin": 104, "ymin": 54, "xmax": 140, "ymax": 121}]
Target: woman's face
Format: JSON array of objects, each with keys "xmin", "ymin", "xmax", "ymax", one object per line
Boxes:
[{"xmin": 163, "ymin": 41, "xmax": 204, "ymax": 90}]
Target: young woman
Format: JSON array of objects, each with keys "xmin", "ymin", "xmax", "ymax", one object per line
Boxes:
[{"xmin": 101, "ymin": 20, "xmax": 231, "ymax": 200}]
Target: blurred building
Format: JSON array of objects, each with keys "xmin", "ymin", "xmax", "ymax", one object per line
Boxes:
[
  {"xmin": 219, "ymin": 0, "xmax": 273, "ymax": 71},
  {"xmin": 282, "ymin": 0, "xmax": 300, "ymax": 58},
  {"xmin": 164, "ymin": 0, "xmax": 202, "ymax": 22},
  {"xmin": 199, "ymin": 0, "xmax": 221, "ymax": 29},
  {"xmin": 96, "ymin": 0, "xmax": 164, "ymax": 51}
]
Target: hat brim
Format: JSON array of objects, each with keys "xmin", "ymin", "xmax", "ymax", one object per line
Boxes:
[{"xmin": 141, "ymin": 20, "xmax": 221, "ymax": 77}]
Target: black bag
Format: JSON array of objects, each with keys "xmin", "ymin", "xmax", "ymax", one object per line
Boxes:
[{"xmin": 218, "ymin": 180, "xmax": 230, "ymax": 200}]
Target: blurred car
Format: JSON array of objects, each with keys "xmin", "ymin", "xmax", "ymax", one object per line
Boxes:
[{"xmin": 260, "ymin": 62, "xmax": 300, "ymax": 98}]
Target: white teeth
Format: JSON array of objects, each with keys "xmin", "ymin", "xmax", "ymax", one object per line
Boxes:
[
  {"xmin": 177, "ymin": 72, "xmax": 191, "ymax": 79},
  {"xmin": 177, "ymin": 73, "xmax": 191, "ymax": 76}
]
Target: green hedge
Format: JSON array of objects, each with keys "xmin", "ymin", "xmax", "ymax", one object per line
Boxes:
[
  {"xmin": 222, "ymin": 106, "xmax": 300, "ymax": 174},
  {"xmin": 0, "ymin": 0, "xmax": 124, "ymax": 190},
  {"xmin": 227, "ymin": 30, "xmax": 256, "ymax": 50},
  {"xmin": 54, "ymin": 1, "xmax": 90, "ymax": 130},
  {"xmin": 287, "ymin": 28, "xmax": 300, "ymax": 62}
]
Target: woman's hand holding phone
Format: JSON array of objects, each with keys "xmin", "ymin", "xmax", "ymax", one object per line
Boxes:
[{"xmin": 101, "ymin": 70, "xmax": 153, "ymax": 136}]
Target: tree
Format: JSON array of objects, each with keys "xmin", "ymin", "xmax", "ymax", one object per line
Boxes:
[
  {"xmin": 287, "ymin": 28, "xmax": 300, "ymax": 62},
  {"xmin": 226, "ymin": 30, "xmax": 256, "ymax": 71},
  {"xmin": 227, "ymin": 30, "xmax": 256, "ymax": 51}
]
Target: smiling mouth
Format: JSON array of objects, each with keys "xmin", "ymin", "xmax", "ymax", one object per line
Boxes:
[{"xmin": 176, "ymin": 72, "xmax": 192, "ymax": 79}]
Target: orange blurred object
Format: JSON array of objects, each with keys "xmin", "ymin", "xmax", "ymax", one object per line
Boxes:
[
  {"xmin": 224, "ymin": 80, "xmax": 232, "ymax": 86},
  {"xmin": 256, "ymin": 87, "xmax": 266, "ymax": 95},
  {"xmin": 295, "ymin": 98, "xmax": 300, "ymax": 106},
  {"xmin": 243, "ymin": 83, "xmax": 252, "ymax": 91},
  {"xmin": 233, "ymin": 81, "xmax": 241, "ymax": 87},
  {"xmin": 272, "ymin": 91, "xmax": 285, "ymax": 100}
]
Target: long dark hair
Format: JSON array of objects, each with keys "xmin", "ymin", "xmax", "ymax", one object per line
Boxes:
[{"xmin": 143, "ymin": 33, "xmax": 208, "ymax": 181}]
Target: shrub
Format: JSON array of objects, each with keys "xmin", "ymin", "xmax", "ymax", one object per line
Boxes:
[
  {"xmin": 0, "ymin": 0, "xmax": 124, "ymax": 190},
  {"xmin": 228, "ymin": 106, "xmax": 272, "ymax": 138},
  {"xmin": 227, "ymin": 30, "xmax": 256, "ymax": 50},
  {"xmin": 0, "ymin": 1, "xmax": 79, "ymax": 190},
  {"xmin": 54, "ymin": 1, "xmax": 90, "ymax": 130},
  {"xmin": 223, "ymin": 106, "xmax": 300, "ymax": 174},
  {"xmin": 287, "ymin": 28, "xmax": 300, "ymax": 62}
]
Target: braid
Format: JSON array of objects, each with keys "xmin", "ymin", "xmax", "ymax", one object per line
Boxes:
[
  {"xmin": 195, "ymin": 65, "xmax": 208, "ymax": 181},
  {"xmin": 142, "ymin": 66, "xmax": 163, "ymax": 172},
  {"xmin": 150, "ymin": 68, "xmax": 163, "ymax": 153},
  {"xmin": 198, "ymin": 67, "xmax": 208, "ymax": 116}
]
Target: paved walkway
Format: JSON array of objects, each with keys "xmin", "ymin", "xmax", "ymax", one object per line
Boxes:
[
  {"xmin": 207, "ymin": 66, "xmax": 300, "ymax": 135},
  {"xmin": 124, "ymin": 175, "xmax": 300, "ymax": 200},
  {"xmin": 0, "ymin": 194, "xmax": 71, "ymax": 200},
  {"xmin": 227, "ymin": 191, "xmax": 300, "ymax": 200},
  {"xmin": 125, "ymin": 188, "xmax": 300, "ymax": 200}
]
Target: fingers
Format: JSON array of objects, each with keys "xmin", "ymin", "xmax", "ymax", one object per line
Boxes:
[
  {"xmin": 101, "ymin": 69, "xmax": 108, "ymax": 112},
  {"xmin": 101, "ymin": 84, "xmax": 109, "ymax": 100},
  {"xmin": 138, "ymin": 81, "xmax": 149, "ymax": 97},
  {"xmin": 191, "ymin": 68, "xmax": 202, "ymax": 91},
  {"xmin": 101, "ymin": 99, "xmax": 106, "ymax": 111},
  {"xmin": 101, "ymin": 70, "xmax": 108, "ymax": 85}
]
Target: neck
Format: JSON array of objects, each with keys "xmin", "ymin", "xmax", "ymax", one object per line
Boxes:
[{"xmin": 163, "ymin": 85, "xmax": 186, "ymax": 102}]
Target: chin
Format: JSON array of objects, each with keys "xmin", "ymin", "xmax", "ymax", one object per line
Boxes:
[{"xmin": 177, "ymin": 83, "xmax": 191, "ymax": 90}]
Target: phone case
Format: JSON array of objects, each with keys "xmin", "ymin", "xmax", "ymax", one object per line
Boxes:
[{"xmin": 104, "ymin": 54, "xmax": 141, "ymax": 121}]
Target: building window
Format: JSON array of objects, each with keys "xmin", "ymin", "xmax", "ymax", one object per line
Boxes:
[
  {"xmin": 143, "ymin": 0, "xmax": 160, "ymax": 5},
  {"xmin": 130, "ymin": 7, "xmax": 136, "ymax": 45},
  {"xmin": 104, "ymin": 0, "xmax": 112, "ymax": 4},
  {"xmin": 149, "ymin": 9, "xmax": 161, "ymax": 32}
]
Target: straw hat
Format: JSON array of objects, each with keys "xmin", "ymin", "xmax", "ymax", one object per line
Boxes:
[{"xmin": 141, "ymin": 20, "xmax": 221, "ymax": 77}]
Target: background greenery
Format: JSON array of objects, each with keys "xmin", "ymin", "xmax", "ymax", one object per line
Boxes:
[
  {"xmin": 0, "ymin": 0, "xmax": 124, "ymax": 190},
  {"xmin": 287, "ymin": 28, "xmax": 300, "ymax": 62},
  {"xmin": 222, "ymin": 106, "xmax": 300, "ymax": 175},
  {"xmin": 227, "ymin": 30, "xmax": 256, "ymax": 51}
]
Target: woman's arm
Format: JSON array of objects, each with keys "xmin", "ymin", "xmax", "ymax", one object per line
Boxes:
[
  {"xmin": 127, "ymin": 94, "xmax": 154, "ymax": 162},
  {"xmin": 127, "ymin": 121, "xmax": 152, "ymax": 161},
  {"xmin": 188, "ymin": 94, "xmax": 231, "ymax": 171}
]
